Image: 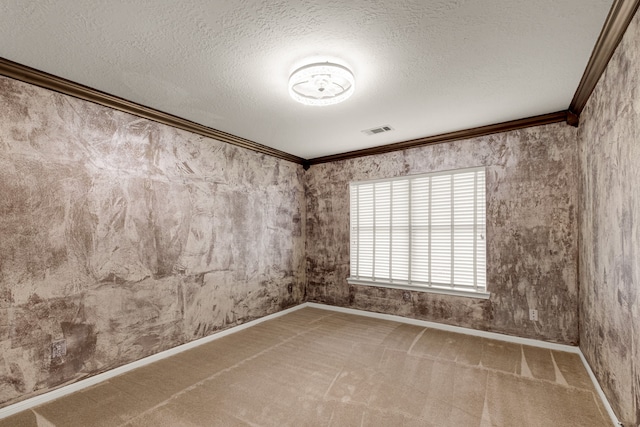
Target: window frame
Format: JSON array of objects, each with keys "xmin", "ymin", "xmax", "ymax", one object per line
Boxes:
[{"xmin": 347, "ymin": 166, "xmax": 490, "ymax": 299}]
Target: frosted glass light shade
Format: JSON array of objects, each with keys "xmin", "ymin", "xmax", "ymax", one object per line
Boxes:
[{"xmin": 288, "ymin": 62, "xmax": 355, "ymax": 106}]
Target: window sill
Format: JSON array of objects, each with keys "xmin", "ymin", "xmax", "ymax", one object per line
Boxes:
[{"xmin": 347, "ymin": 278, "xmax": 491, "ymax": 300}]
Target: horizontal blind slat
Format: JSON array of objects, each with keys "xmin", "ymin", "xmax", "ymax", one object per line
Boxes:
[{"xmin": 351, "ymin": 167, "xmax": 486, "ymax": 291}]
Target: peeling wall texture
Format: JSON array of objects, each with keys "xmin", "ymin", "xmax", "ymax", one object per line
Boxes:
[
  {"xmin": 0, "ymin": 76, "xmax": 306, "ymax": 407},
  {"xmin": 305, "ymin": 123, "xmax": 579, "ymax": 344},
  {"xmin": 578, "ymin": 8, "xmax": 640, "ymax": 426}
]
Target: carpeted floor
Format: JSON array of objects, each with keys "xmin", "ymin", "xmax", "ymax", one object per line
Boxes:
[{"xmin": 0, "ymin": 307, "xmax": 610, "ymax": 426}]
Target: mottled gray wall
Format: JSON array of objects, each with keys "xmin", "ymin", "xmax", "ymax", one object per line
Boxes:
[
  {"xmin": 0, "ymin": 76, "xmax": 306, "ymax": 407},
  {"xmin": 578, "ymin": 8, "xmax": 640, "ymax": 426},
  {"xmin": 306, "ymin": 123, "xmax": 579, "ymax": 344}
]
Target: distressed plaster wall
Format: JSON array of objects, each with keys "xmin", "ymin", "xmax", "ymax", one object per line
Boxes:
[
  {"xmin": 0, "ymin": 76, "xmax": 306, "ymax": 407},
  {"xmin": 305, "ymin": 123, "xmax": 579, "ymax": 344},
  {"xmin": 578, "ymin": 8, "xmax": 640, "ymax": 426}
]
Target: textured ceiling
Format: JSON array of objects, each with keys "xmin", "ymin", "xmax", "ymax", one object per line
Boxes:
[{"xmin": 1, "ymin": 0, "xmax": 613, "ymax": 159}]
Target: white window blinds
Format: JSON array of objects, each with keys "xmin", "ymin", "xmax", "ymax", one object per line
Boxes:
[{"xmin": 349, "ymin": 167, "xmax": 487, "ymax": 296}]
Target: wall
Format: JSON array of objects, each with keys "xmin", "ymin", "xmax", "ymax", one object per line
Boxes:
[
  {"xmin": 306, "ymin": 123, "xmax": 579, "ymax": 344},
  {"xmin": 578, "ymin": 8, "xmax": 640, "ymax": 426},
  {"xmin": 0, "ymin": 76, "xmax": 306, "ymax": 407}
]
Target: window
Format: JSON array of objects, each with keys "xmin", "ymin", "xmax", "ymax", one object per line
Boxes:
[{"xmin": 348, "ymin": 167, "xmax": 488, "ymax": 298}]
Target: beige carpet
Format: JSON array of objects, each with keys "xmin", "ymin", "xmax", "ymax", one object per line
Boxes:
[{"xmin": 0, "ymin": 307, "xmax": 610, "ymax": 426}]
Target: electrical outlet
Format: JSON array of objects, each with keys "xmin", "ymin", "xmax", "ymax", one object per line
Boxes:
[
  {"xmin": 529, "ymin": 309, "xmax": 539, "ymax": 321},
  {"xmin": 52, "ymin": 339, "xmax": 67, "ymax": 359},
  {"xmin": 402, "ymin": 291, "xmax": 411, "ymax": 302}
]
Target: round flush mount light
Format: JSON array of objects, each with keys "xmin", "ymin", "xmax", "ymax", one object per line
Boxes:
[{"xmin": 288, "ymin": 62, "xmax": 355, "ymax": 106}]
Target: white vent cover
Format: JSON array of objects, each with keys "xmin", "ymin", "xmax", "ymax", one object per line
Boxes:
[{"xmin": 362, "ymin": 125, "xmax": 393, "ymax": 136}]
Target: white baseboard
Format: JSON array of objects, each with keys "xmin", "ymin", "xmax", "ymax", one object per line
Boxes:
[
  {"xmin": 306, "ymin": 302, "xmax": 579, "ymax": 352},
  {"xmin": 0, "ymin": 303, "xmax": 306, "ymax": 420},
  {"xmin": 306, "ymin": 302, "xmax": 621, "ymax": 426},
  {"xmin": 576, "ymin": 351, "xmax": 623, "ymax": 426},
  {"xmin": 0, "ymin": 301, "xmax": 621, "ymax": 426}
]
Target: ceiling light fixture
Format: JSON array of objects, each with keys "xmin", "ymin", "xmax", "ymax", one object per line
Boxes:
[{"xmin": 288, "ymin": 62, "xmax": 355, "ymax": 106}]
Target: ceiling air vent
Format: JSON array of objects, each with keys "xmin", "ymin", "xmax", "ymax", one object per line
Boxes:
[{"xmin": 362, "ymin": 125, "xmax": 393, "ymax": 136}]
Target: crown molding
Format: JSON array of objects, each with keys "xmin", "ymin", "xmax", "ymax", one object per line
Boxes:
[
  {"xmin": 570, "ymin": 0, "xmax": 640, "ymax": 116},
  {"xmin": 307, "ymin": 111, "xmax": 569, "ymax": 165},
  {"xmin": 0, "ymin": 61, "xmax": 573, "ymax": 168},
  {"xmin": 0, "ymin": 57, "xmax": 305, "ymax": 165},
  {"xmin": 3, "ymin": 0, "xmax": 637, "ymax": 169}
]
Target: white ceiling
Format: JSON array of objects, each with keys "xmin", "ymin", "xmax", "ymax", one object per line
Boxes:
[{"xmin": 1, "ymin": 0, "xmax": 613, "ymax": 159}]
